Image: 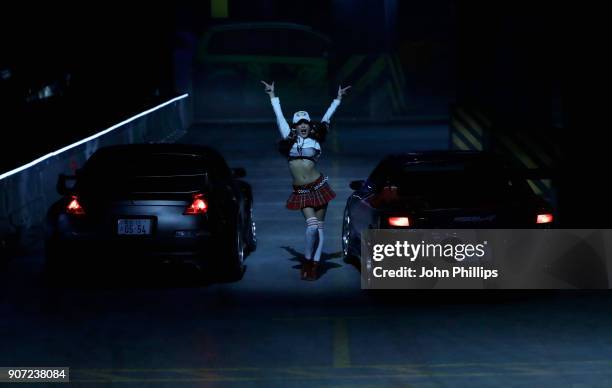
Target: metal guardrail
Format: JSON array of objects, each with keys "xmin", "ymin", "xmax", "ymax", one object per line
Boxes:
[{"xmin": 0, "ymin": 94, "xmax": 190, "ymax": 253}]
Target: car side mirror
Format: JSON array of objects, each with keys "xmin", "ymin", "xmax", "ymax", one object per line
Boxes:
[
  {"xmin": 349, "ymin": 180, "xmax": 365, "ymax": 190},
  {"xmin": 232, "ymin": 167, "xmax": 247, "ymax": 178},
  {"xmin": 56, "ymin": 173, "xmax": 76, "ymax": 195}
]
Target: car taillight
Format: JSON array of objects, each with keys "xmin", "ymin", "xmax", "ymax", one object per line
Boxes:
[
  {"xmin": 184, "ymin": 194, "xmax": 208, "ymax": 215},
  {"xmin": 66, "ymin": 196, "xmax": 85, "ymax": 215},
  {"xmin": 388, "ymin": 216, "xmax": 410, "ymax": 227},
  {"xmin": 536, "ymin": 213, "xmax": 553, "ymax": 224},
  {"xmin": 368, "ymin": 186, "xmax": 399, "ymax": 207}
]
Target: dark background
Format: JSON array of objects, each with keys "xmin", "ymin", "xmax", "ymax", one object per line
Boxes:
[
  {"xmin": 0, "ymin": 1, "xmax": 605, "ymax": 225},
  {"xmin": 1, "ymin": 3, "xmax": 611, "ymax": 384}
]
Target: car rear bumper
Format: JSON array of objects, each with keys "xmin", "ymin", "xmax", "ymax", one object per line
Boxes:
[{"xmin": 46, "ymin": 232, "xmax": 218, "ymax": 268}]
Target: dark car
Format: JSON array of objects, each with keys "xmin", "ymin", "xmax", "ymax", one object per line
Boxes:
[
  {"xmin": 45, "ymin": 144, "xmax": 256, "ymax": 280},
  {"xmin": 342, "ymin": 151, "xmax": 554, "ymax": 261}
]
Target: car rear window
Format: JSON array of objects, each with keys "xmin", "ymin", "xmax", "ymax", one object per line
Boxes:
[
  {"xmin": 79, "ymin": 152, "xmax": 209, "ymax": 194},
  {"xmin": 85, "ymin": 152, "xmax": 206, "ymax": 177},
  {"xmin": 396, "ymin": 172, "xmax": 511, "ymax": 197},
  {"xmin": 369, "ymin": 158, "xmax": 534, "ymax": 206}
]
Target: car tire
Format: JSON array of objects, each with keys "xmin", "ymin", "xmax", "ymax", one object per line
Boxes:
[
  {"xmin": 342, "ymin": 206, "xmax": 359, "ymax": 265},
  {"xmin": 245, "ymin": 204, "xmax": 257, "ymax": 253},
  {"xmin": 217, "ymin": 221, "xmax": 245, "ymax": 282}
]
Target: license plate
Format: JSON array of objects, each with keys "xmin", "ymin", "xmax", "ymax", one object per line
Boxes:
[{"xmin": 117, "ymin": 219, "xmax": 152, "ymax": 235}]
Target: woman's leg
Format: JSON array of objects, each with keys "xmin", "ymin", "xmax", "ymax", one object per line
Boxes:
[
  {"xmin": 301, "ymin": 207, "xmax": 317, "ymax": 220},
  {"xmin": 301, "ymin": 207, "xmax": 318, "ymax": 260},
  {"xmin": 314, "ymin": 205, "xmax": 327, "ymax": 222},
  {"xmin": 313, "ymin": 205, "xmax": 328, "ymax": 262}
]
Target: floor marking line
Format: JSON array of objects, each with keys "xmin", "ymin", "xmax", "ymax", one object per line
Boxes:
[{"xmin": 333, "ymin": 318, "xmax": 351, "ymax": 368}]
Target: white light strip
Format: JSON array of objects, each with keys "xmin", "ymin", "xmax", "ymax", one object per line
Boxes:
[{"xmin": 0, "ymin": 93, "xmax": 189, "ymax": 181}]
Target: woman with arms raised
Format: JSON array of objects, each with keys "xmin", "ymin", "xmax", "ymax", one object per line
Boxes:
[{"xmin": 261, "ymin": 80, "xmax": 350, "ymax": 280}]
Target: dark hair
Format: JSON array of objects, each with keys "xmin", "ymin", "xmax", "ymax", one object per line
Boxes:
[
  {"xmin": 277, "ymin": 121, "xmax": 329, "ymax": 156},
  {"xmin": 311, "ymin": 121, "xmax": 329, "ymax": 143}
]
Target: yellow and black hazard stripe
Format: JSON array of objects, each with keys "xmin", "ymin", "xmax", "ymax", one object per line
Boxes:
[
  {"xmin": 450, "ymin": 106, "xmax": 558, "ymax": 201},
  {"xmin": 495, "ymin": 131, "xmax": 558, "ymax": 198},
  {"xmin": 450, "ymin": 106, "xmax": 490, "ymax": 151}
]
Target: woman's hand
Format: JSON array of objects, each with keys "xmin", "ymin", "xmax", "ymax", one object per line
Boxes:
[
  {"xmin": 337, "ymin": 85, "xmax": 351, "ymax": 100},
  {"xmin": 261, "ymin": 80, "xmax": 275, "ymax": 98}
]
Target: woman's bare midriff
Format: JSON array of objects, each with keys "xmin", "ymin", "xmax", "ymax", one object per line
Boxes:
[{"xmin": 288, "ymin": 159, "xmax": 321, "ymax": 186}]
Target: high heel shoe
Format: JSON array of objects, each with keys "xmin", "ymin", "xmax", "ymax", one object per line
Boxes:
[
  {"xmin": 306, "ymin": 261, "xmax": 320, "ymax": 281},
  {"xmin": 301, "ymin": 260, "xmax": 313, "ymax": 280}
]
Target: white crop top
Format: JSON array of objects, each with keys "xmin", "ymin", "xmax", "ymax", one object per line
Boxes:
[{"xmin": 288, "ymin": 138, "xmax": 321, "ymax": 162}]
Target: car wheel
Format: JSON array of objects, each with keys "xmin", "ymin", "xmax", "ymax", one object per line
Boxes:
[
  {"xmin": 245, "ymin": 205, "xmax": 257, "ymax": 253},
  {"xmin": 218, "ymin": 221, "xmax": 245, "ymax": 282},
  {"xmin": 342, "ymin": 206, "xmax": 355, "ymax": 261}
]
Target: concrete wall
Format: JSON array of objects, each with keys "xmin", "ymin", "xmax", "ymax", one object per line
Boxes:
[{"xmin": 0, "ymin": 96, "xmax": 190, "ymax": 254}]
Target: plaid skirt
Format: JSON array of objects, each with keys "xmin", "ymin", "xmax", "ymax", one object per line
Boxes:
[{"xmin": 287, "ymin": 174, "xmax": 336, "ymax": 210}]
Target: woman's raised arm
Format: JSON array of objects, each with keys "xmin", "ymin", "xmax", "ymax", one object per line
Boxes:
[
  {"xmin": 322, "ymin": 85, "xmax": 351, "ymax": 123},
  {"xmin": 261, "ymin": 80, "xmax": 290, "ymax": 138}
]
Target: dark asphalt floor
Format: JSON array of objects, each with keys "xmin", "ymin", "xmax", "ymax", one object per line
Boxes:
[{"xmin": 2, "ymin": 122, "xmax": 612, "ymax": 387}]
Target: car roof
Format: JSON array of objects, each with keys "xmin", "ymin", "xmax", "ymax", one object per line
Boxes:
[
  {"xmin": 381, "ymin": 151, "xmax": 506, "ymax": 166},
  {"xmin": 90, "ymin": 143, "xmax": 220, "ymax": 158}
]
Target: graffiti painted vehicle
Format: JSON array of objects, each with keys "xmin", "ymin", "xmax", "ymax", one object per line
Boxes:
[{"xmin": 195, "ymin": 23, "xmax": 332, "ymax": 120}]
